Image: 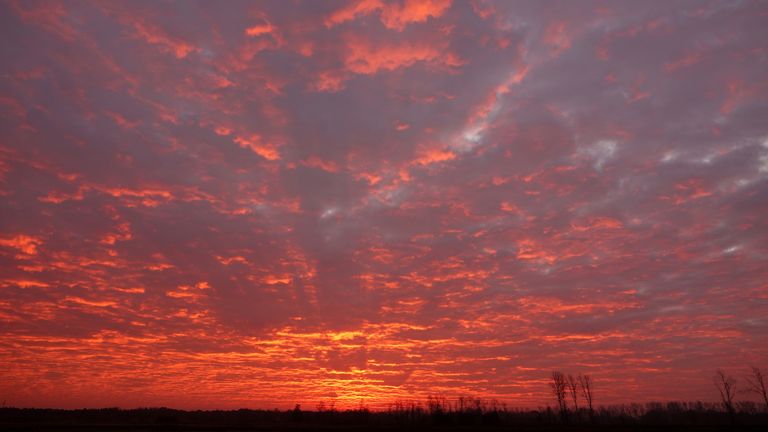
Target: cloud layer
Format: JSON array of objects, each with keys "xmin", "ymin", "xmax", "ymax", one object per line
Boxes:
[{"xmin": 1, "ymin": 0, "xmax": 767, "ymax": 409}]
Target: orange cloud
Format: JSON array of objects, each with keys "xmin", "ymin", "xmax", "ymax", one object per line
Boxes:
[
  {"xmin": 325, "ymin": 0, "xmax": 383, "ymax": 28},
  {"xmin": 106, "ymin": 111, "xmax": 139, "ymax": 129},
  {"xmin": 2, "ymin": 279, "xmax": 49, "ymax": 289},
  {"xmin": 515, "ymin": 238, "xmax": 557, "ymax": 264},
  {"xmin": 214, "ymin": 126, "xmax": 233, "ymax": 136},
  {"xmin": 313, "ymin": 71, "xmax": 346, "ymax": 92},
  {"xmin": 65, "ymin": 296, "xmax": 117, "ymax": 308},
  {"xmin": 519, "ymin": 296, "xmax": 640, "ymax": 316},
  {"xmin": 234, "ymin": 135, "xmax": 281, "ymax": 160},
  {"xmin": 167, "ymin": 282, "xmax": 211, "ymax": 300},
  {"xmin": 344, "ymin": 38, "xmax": 462, "ymax": 75},
  {"xmin": 470, "ymin": 0, "xmax": 495, "ymax": 19},
  {"xmin": 413, "ymin": 148, "xmax": 456, "ymax": 165},
  {"xmin": 101, "ymin": 187, "xmax": 172, "ymax": 199},
  {"xmin": 500, "ymin": 201, "xmax": 520, "ymax": 213},
  {"xmin": 301, "ymin": 156, "xmax": 340, "ymax": 173},
  {"xmin": 0, "ymin": 235, "xmax": 43, "ymax": 255},
  {"xmin": 355, "ymin": 171, "xmax": 382, "ymax": 185},
  {"xmin": 264, "ymin": 275, "xmax": 292, "ymax": 285},
  {"xmin": 571, "ymin": 216, "xmax": 623, "ymax": 231},
  {"xmin": 123, "ymin": 16, "xmax": 197, "ymax": 58},
  {"xmin": 311, "ymin": 36, "xmax": 461, "ymax": 91},
  {"xmin": 661, "ymin": 179, "xmax": 713, "ymax": 204},
  {"xmin": 380, "ymin": 0, "xmax": 452, "ymax": 31},
  {"xmin": 245, "ymin": 22, "xmax": 275, "ymax": 37},
  {"xmin": 216, "ymin": 255, "xmax": 249, "ymax": 265},
  {"xmin": 325, "ymin": 0, "xmax": 451, "ymax": 30}
]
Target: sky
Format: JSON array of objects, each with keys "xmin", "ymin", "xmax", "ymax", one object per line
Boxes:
[{"xmin": 1, "ymin": 0, "xmax": 767, "ymax": 410}]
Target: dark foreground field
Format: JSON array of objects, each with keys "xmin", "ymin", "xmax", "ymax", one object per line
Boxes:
[{"xmin": 2, "ymin": 404, "xmax": 768, "ymax": 432}]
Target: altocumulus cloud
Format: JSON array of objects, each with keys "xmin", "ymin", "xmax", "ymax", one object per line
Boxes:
[{"xmin": 0, "ymin": 0, "xmax": 767, "ymax": 410}]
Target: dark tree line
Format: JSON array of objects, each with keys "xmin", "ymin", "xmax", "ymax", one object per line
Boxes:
[
  {"xmin": 548, "ymin": 366, "xmax": 768, "ymax": 425},
  {"xmin": 0, "ymin": 367, "xmax": 766, "ymax": 430}
]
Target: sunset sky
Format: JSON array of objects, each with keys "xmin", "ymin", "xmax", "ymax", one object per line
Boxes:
[{"xmin": 1, "ymin": 0, "xmax": 767, "ymax": 410}]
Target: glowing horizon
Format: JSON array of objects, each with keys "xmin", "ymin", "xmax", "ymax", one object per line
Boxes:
[{"xmin": 1, "ymin": 0, "xmax": 767, "ymax": 410}]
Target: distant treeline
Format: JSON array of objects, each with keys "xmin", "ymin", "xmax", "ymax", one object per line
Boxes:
[
  {"xmin": 1, "ymin": 400, "xmax": 767, "ymax": 430},
  {"xmin": 2, "ymin": 367, "xmax": 766, "ymax": 430},
  {"xmin": 542, "ymin": 367, "xmax": 768, "ymax": 427}
]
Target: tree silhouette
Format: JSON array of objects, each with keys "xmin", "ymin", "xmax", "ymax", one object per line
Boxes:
[
  {"xmin": 578, "ymin": 373, "xmax": 594, "ymax": 415},
  {"xmin": 550, "ymin": 371, "xmax": 568, "ymax": 420},
  {"xmin": 566, "ymin": 374, "xmax": 579, "ymax": 412},
  {"xmin": 714, "ymin": 369, "xmax": 737, "ymax": 423},
  {"xmin": 745, "ymin": 366, "xmax": 768, "ymax": 412},
  {"xmin": 290, "ymin": 404, "xmax": 302, "ymax": 422}
]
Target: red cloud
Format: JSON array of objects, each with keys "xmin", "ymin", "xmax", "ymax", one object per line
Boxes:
[
  {"xmin": 0, "ymin": 235, "xmax": 43, "ymax": 255},
  {"xmin": 380, "ymin": 0, "xmax": 452, "ymax": 31},
  {"xmin": 234, "ymin": 135, "xmax": 281, "ymax": 160},
  {"xmin": 325, "ymin": 0, "xmax": 383, "ymax": 28},
  {"xmin": 344, "ymin": 37, "xmax": 462, "ymax": 75},
  {"xmin": 100, "ymin": 5, "xmax": 198, "ymax": 58},
  {"xmin": 326, "ymin": 0, "xmax": 451, "ymax": 30}
]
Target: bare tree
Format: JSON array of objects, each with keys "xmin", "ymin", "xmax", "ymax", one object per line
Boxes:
[
  {"xmin": 578, "ymin": 373, "xmax": 594, "ymax": 414},
  {"xmin": 745, "ymin": 366, "xmax": 768, "ymax": 411},
  {"xmin": 714, "ymin": 369, "xmax": 737, "ymax": 419},
  {"xmin": 566, "ymin": 374, "xmax": 579, "ymax": 411},
  {"xmin": 550, "ymin": 371, "xmax": 568, "ymax": 419}
]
